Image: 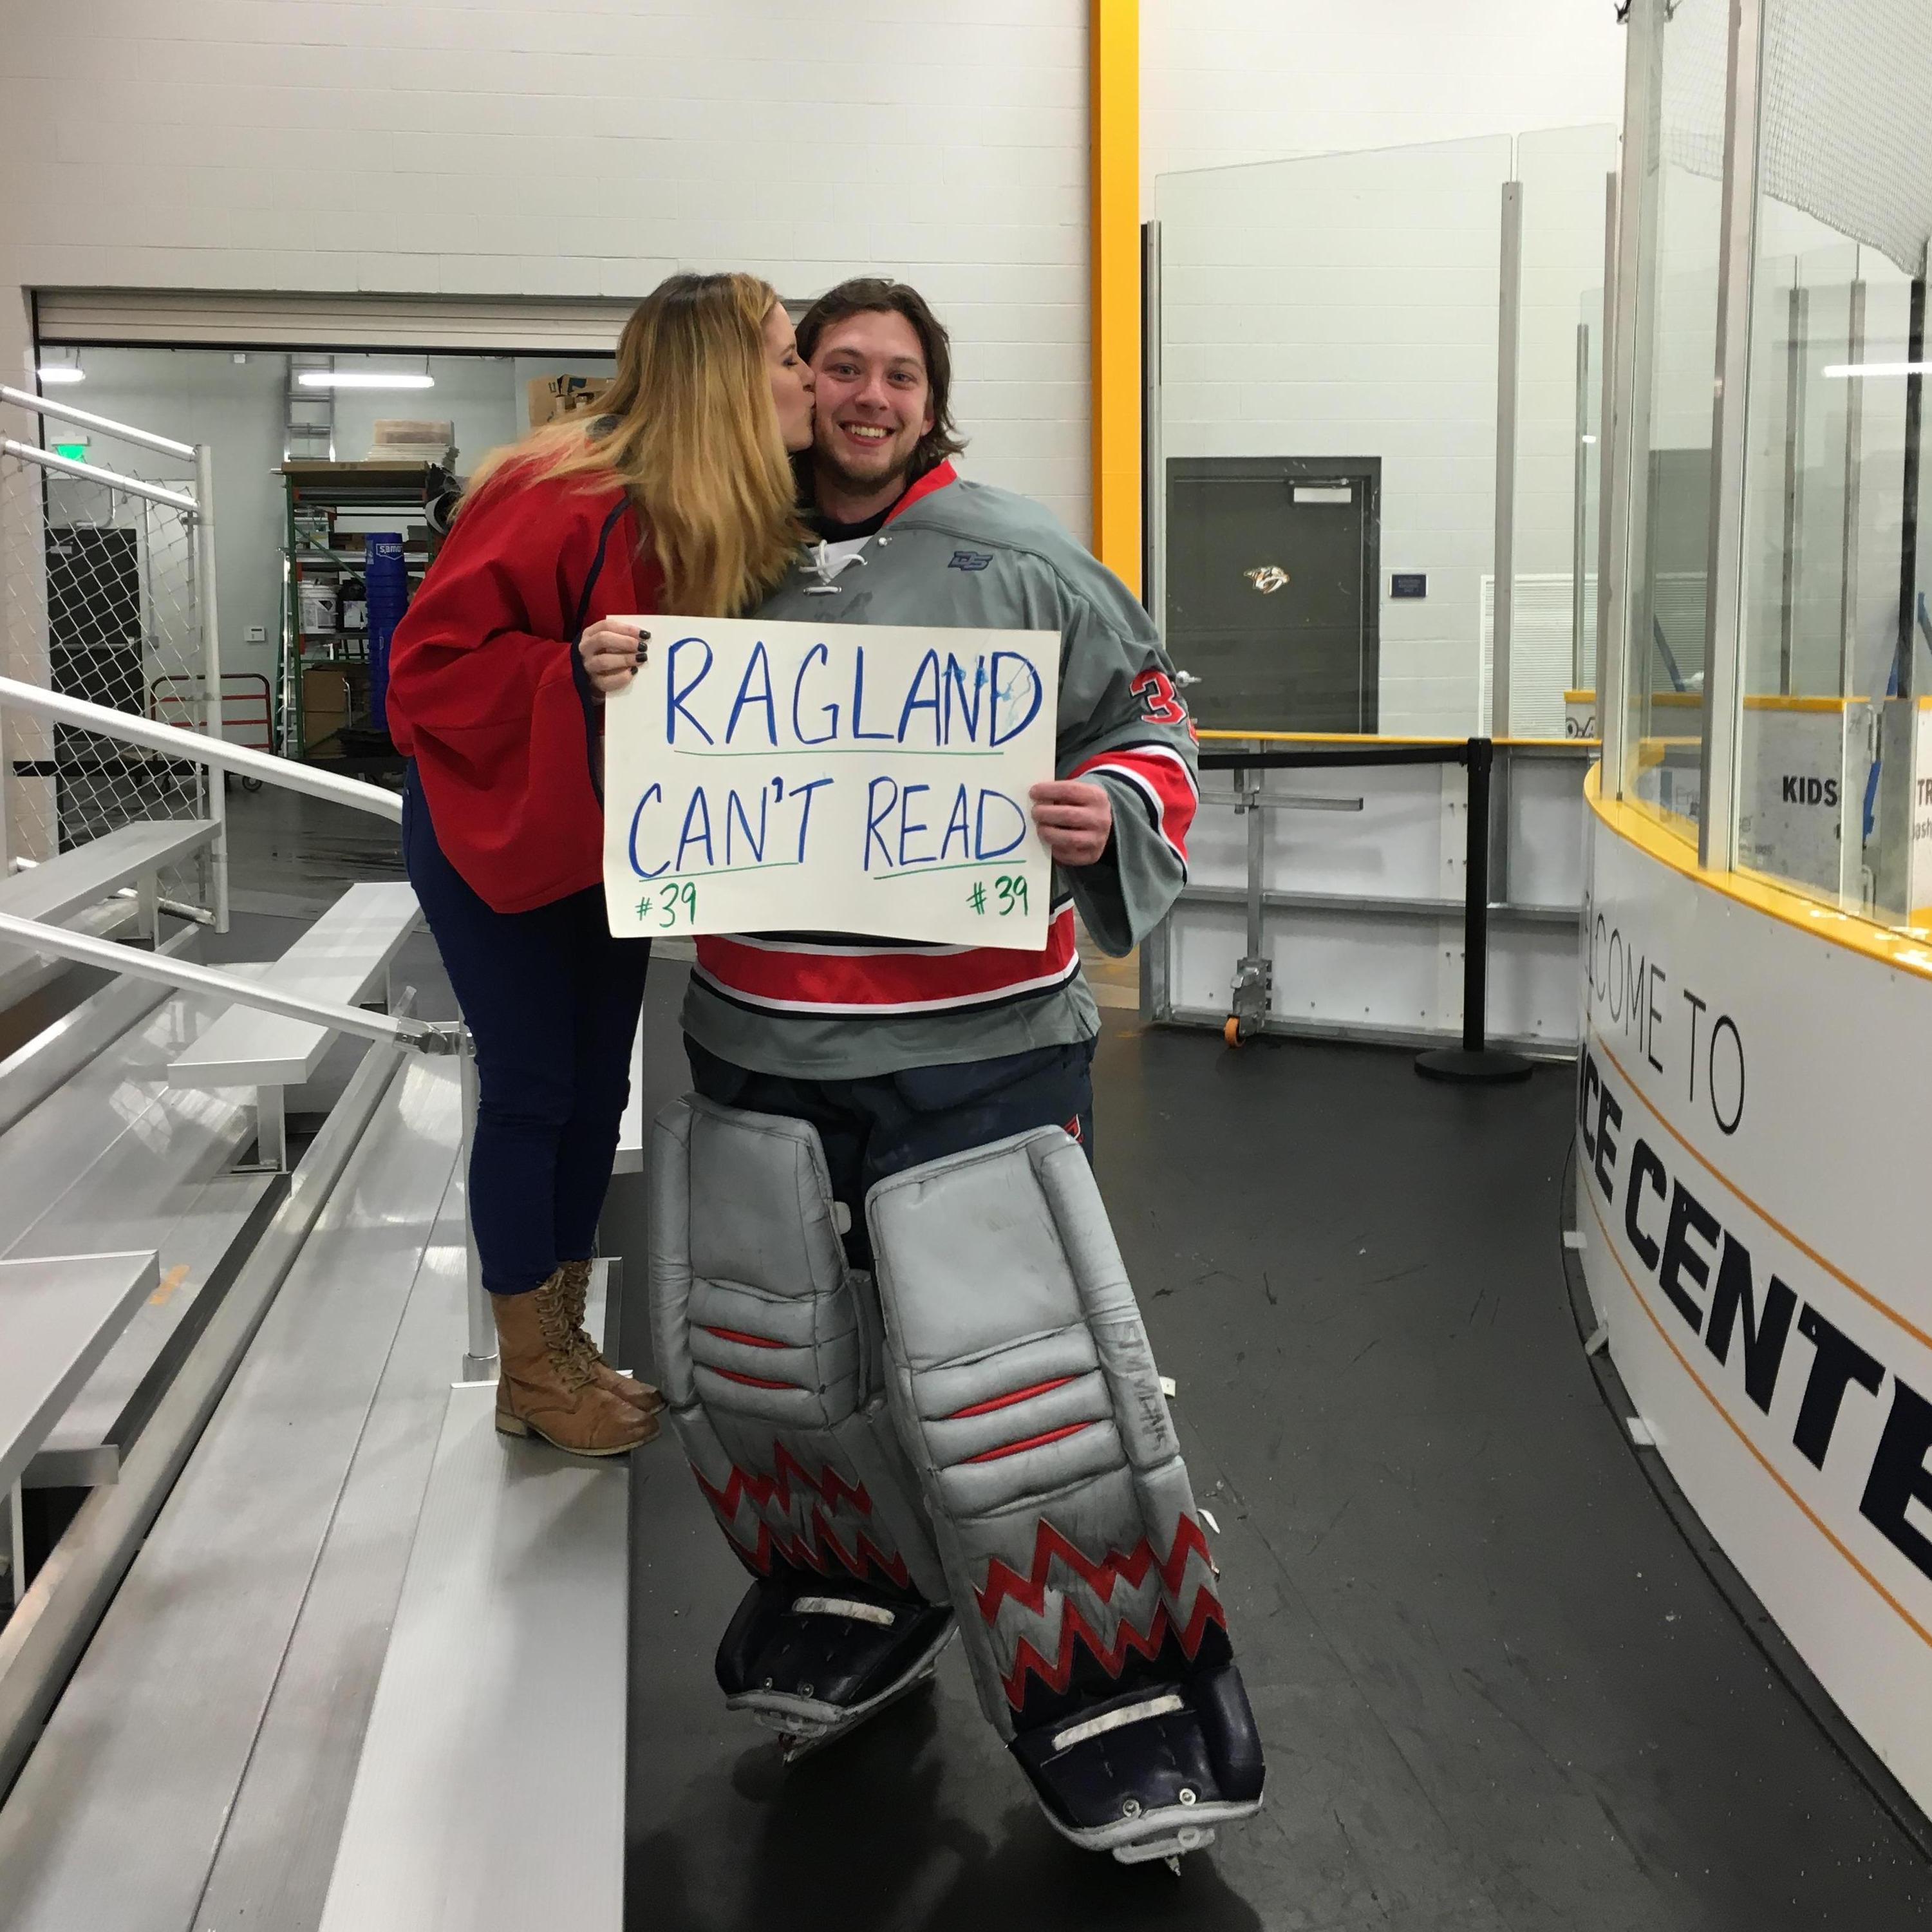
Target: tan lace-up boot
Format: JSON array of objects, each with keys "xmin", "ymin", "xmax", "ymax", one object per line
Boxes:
[
  {"xmin": 556, "ymin": 1258, "xmax": 665, "ymax": 1414},
  {"xmin": 492, "ymin": 1270, "xmax": 659, "ymax": 1455}
]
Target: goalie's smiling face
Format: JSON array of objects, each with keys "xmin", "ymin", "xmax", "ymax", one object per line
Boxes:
[{"xmin": 809, "ymin": 309, "xmax": 936, "ymax": 501}]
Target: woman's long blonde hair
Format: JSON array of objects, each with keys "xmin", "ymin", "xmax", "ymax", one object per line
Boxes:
[{"xmin": 469, "ymin": 272, "xmax": 803, "ymax": 616}]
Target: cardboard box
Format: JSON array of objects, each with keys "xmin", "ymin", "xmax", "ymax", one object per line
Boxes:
[
  {"xmin": 371, "ymin": 418, "xmax": 453, "ymax": 448},
  {"xmin": 526, "ymin": 374, "xmax": 613, "ymax": 430},
  {"xmin": 303, "ymin": 666, "xmax": 352, "ymax": 752},
  {"xmin": 367, "ymin": 418, "xmax": 455, "ymax": 464}
]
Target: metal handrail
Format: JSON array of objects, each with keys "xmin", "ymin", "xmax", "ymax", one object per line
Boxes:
[
  {"xmin": 0, "ymin": 382, "xmax": 197, "ymax": 462},
  {"xmin": 0, "ymin": 438, "xmax": 198, "ymax": 515},
  {"xmin": 0, "ymin": 911, "xmax": 455, "ymax": 1055},
  {"xmin": 0, "ymin": 677, "xmax": 402, "ymax": 823}
]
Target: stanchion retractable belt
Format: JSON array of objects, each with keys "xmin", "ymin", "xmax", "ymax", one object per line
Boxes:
[{"xmin": 1196, "ymin": 744, "xmax": 1468, "ymax": 772}]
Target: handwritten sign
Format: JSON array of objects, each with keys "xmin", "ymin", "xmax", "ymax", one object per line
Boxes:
[{"xmin": 601, "ymin": 615, "xmax": 1060, "ymax": 946}]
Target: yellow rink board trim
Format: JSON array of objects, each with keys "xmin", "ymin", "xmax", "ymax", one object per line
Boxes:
[
  {"xmin": 1568, "ymin": 687, "xmax": 1896, "ymax": 713},
  {"xmin": 1588, "ymin": 764, "xmax": 1932, "ymax": 979},
  {"xmin": 1195, "ymin": 729, "xmax": 1598, "ymax": 749}
]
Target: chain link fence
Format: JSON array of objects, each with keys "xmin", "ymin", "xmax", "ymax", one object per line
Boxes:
[{"xmin": 1, "ymin": 397, "xmax": 217, "ymax": 921}]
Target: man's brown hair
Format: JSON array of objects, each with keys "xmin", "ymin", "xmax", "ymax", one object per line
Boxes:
[{"xmin": 794, "ymin": 277, "xmax": 967, "ymax": 473}]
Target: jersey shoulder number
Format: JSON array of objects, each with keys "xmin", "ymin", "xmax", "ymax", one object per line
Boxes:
[{"xmin": 1131, "ymin": 666, "xmax": 1188, "ymax": 727}]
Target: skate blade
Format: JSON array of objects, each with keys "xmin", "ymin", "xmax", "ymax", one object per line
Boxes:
[
  {"xmin": 776, "ymin": 1726, "xmax": 840, "ymax": 1765},
  {"xmin": 1111, "ymin": 1823, "xmax": 1215, "ymax": 1866},
  {"xmin": 744, "ymin": 1659, "xmax": 943, "ymax": 1763},
  {"xmin": 1030, "ymin": 1792, "xmax": 1262, "ymax": 1864}
]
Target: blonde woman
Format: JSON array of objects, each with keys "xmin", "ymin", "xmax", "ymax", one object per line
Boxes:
[{"xmin": 386, "ymin": 274, "xmax": 815, "ymax": 1456}]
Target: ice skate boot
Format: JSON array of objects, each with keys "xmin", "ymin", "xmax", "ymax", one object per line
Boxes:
[
  {"xmin": 716, "ymin": 1571, "xmax": 955, "ymax": 1759},
  {"xmin": 1009, "ymin": 1659, "xmax": 1266, "ymax": 1865}
]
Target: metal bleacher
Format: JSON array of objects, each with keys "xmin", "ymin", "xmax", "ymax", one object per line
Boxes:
[
  {"xmin": 167, "ymin": 880, "xmax": 421, "ymax": 1168},
  {"xmin": 0, "ymin": 661, "xmax": 628, "ymax": 1926},
  {"xmin": 318, "ymin": 1382, "xmax": 628, "ymax": 1932},
  {"xmin": 0, "ymin": 821, "xmax": 216, "ymax": 1012},
  {"xmin": 0, "ymin": 1252, "xmax": 161, "ymax": 1594}
]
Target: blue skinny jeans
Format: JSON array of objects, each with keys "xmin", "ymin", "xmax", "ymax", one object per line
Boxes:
[{"xmin": 402, "ymin": 765, "xmax": 650, "ymax": 1294}]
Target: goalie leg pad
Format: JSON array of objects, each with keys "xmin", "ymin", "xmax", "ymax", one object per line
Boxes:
[
  {"xmin": 648, "ymin": 1096, "xmax": 950, "ymax": 1726},
  {"xmin": 866, "ymin": 1126, "xmax": 1264, "ymax": 1853}
]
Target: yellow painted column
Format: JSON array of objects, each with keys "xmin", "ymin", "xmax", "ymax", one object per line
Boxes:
[{"xmin": 1089, "ymin": 0, "xmax": 1140, "ymax": 595}]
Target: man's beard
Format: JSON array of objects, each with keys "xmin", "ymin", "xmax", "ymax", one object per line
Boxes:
[{"xmin": 812, "ymin": 431, "xmax": 916, "ymax": 503}]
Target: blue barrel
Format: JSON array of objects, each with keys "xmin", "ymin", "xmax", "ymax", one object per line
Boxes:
[{"xmin": 364, "ymin": 532, "xmax": 408, "ymax": 734}]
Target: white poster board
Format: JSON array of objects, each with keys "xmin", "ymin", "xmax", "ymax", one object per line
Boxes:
[{"xmin": 601, "ymin": 615, "xmax": 1059, "ymax": 946}]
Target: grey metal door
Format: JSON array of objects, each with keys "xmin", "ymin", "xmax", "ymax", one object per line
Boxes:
[{"xmin": 1165, "ymin": 457, "xmax": 1380, "ymax": 733}]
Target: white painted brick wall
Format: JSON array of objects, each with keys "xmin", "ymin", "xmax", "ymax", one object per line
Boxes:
[{"xmin": 0, "ymin": 0, "xmax": 1093, "ymax": 535}]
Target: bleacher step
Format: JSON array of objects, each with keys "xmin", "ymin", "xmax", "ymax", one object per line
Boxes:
[
  {"xmin": 29, "ymin": 1168, "xmax": 279, "ymax": 1481},
  {"xmin": 0, "ymin": 820, "xmax": 216, "ymax": 929},
  {"xmin": 0, "ymin": 895, "xmax": 147, "ymax": 1017},
  {"xmin": 0, "ymin": 1252, "xmax": 160, "ymax": 1499},
  {"xmin": 0, "ymin": 992, "xmax": 253, "ymax": 1269},
  {"xmin": 317, "ymin": 1382, "xmax": 626, "ymax": 1932},
  {"xmin": 168, "ymin": 881, "xmax": 418, "ymax": 1089},
  {"xmin": 0, "ymin": 1060, "xmax": 461, "ymax": 1932}
]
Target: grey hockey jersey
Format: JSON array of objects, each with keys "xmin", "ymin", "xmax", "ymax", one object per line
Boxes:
[{"xmin": 680, "ymin": 462, "xmax": 1198, "ymax": 1079}]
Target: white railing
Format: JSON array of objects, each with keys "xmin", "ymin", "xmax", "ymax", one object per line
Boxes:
[
  {"xmin": 0, "ymin": 910, "xmax": 453, "ymax": 1055},
  {"xmin": 0, "ymin": 443, "xmax": 197, "ymax": 514},
  {"xmin": 0, "ymin": 676, "xmax": 401, "ymax": 823},
  {"xmin": 0, "ymin": 385, "xmax": 196, "ymax": 462}
]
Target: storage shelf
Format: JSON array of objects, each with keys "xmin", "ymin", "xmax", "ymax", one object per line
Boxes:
[{"xmin": 279, "ymin": 465, "xmax": 445, "ymax": 762}]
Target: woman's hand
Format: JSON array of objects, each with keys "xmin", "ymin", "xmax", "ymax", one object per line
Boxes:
[
  {"xmin": 579, "ymin": 620, "xmax": 650, "ymax": 699},
  {"xmin": 1029, "ymin": 780, "xmax": 1113, "ymax": 867}
]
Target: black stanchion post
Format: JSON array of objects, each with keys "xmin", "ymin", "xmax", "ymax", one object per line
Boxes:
[{"xmin": 1415, "ymin": 738, "xmax": 1533, "ymax": 1084}]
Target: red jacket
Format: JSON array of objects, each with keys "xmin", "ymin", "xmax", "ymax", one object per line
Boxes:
[{"xmin": 386, "ymin": 467, "xmax": 662, "ymax": 912}]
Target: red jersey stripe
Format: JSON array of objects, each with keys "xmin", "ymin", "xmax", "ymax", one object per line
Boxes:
[
  {"xmin": 1072, "ymin": 744, "xmax": 1197, "ymax": 872},
  {"xmin": 693, "ymin": 904, "xmax": 1080, "ymax": 1016}
]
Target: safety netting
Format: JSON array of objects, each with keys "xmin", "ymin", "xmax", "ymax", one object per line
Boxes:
[{"xmin": 1662, "ymin": 0, "xmax": 1932, "ymax": 276}]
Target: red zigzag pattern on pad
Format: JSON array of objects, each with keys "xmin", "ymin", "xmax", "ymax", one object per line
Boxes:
[
  {"xmin": 693, "ymin": 1445, "xmax": 912, "ymax": 1590},
  {"xmin": 975, "ymin": 1515, "xmax": 1224, "ymax": 1708},
  {"xmin": 697, "ymin": 1440, "xmax": 873, "ymax": 1519}
]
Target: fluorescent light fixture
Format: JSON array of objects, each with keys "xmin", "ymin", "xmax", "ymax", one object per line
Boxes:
[
  {"xmin": 1823, "ymin": 361, "xmax": 1932, "ymax": 379},
  {"xmin": 297, "ymin": 371, "xmax": 435, "ymax": 390},
  {"xmin": 36, "ymin": 365, "xmax": 85, "ymax": 384}
]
